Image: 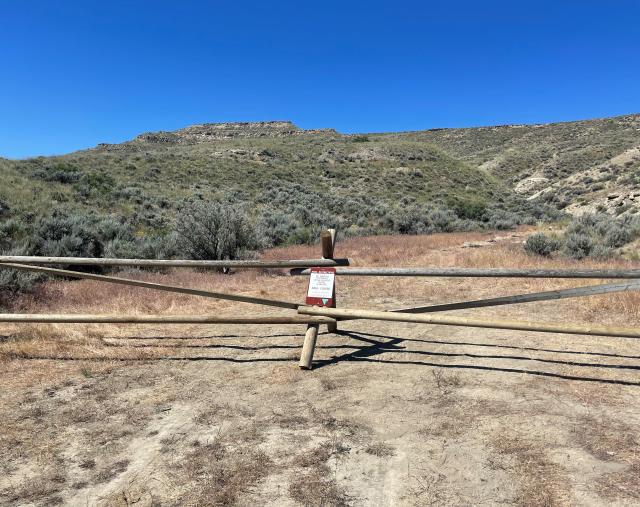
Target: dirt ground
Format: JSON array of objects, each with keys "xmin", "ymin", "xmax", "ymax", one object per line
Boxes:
[{"xmin": 1, "ymin": 230, "xmax": 640, "ymax": 506}]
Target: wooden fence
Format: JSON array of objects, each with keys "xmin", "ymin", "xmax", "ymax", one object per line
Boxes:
[{"xmin": 1, "ymin": 228, "xmax": 640, "ymax": 369}]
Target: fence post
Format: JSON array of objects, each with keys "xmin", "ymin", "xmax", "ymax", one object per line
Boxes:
[
  {"xmin": 299, "ymin": 229, "xmax": 337, "ymax": 369},
  {"xmin": 299, "ymin": 323, "xmax": 319, "ymax": 369},
  {"xmin": 321, "ymin": 229, "xmax": 338, "ymax": 333}
]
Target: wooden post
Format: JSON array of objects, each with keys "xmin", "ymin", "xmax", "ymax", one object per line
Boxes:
[
  {"xmin": 322, "ymin": 229, "xmax": 338, "ymax": 333},
  {"xmin": 298, "ymin": 229, "xmax": 337, "ymax": 370},
  {"xmin": 299, "ymin": 323, "xmax": 319, "ymax": 369},
  {"xmin": 320, "ymin": 230, "xmax": 334, "ymax": 259}
]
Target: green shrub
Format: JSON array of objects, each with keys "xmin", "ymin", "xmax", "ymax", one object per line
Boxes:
[
  {"xmin": 28, "ymin": 213, "xmax": 104, "ymax": 259},
  {"xmin": 0, "ymin": 269, "xmax": 38, "ymax": 308},
  {"xmin": 429, "ymin": 209, "xmax": 458, "ymax": 232},
  {"xmin": 30, "ymin": 163, "xmax": 82, "ymax": 184},
  {"xmin": 525, "ymin": 213, "xmax": 640, "ymax": 260},
  {"xmin": 603, "ymin": 226, "xmax": 632, "ymax": 248},
  {"xmin": 448, "ymin": 197, "xmax": 487, "ymax": 221},
  {"xmin": 0, "ymin": 246, "xmax": 40, "ymax": 308},
  {"xmin": 590, "ymin": 244, "xmax": 615, "ymax": 259},
  {"xmin": 524, "ymin": 233, "xmax": 560, "ymax": 257},
  {"xmin": 174, "ymin": 201, "xmax": 258, "ymax": 261},
  {"xmin": 256, "ymin": 210, "xmax": 299, "ymax": 247},
  {"xmin": 563, "ymin": 232, "xmax": 594, "ymax": 259}
]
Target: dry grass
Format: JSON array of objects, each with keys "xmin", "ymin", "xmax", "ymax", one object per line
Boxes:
[
  {"xmin": 571, "ymin": 415, "xmax": 640, "ymax": 501},
  {"xmin": 572, "ymin": 415, "xmax": 639, "ymax": 463},
  {"xmin": 288, "ymin": 442, "xmax": 350, "ymax": 507},
  {"xmin": 597, "ymin": 463, "xmax": 640, "ymax": 500},
  {"xmin": 288, "ymin": 470, "xmax": 350, "ymax": 507},
  {"xmin": 2, "ymin": 468, "xmax": 67, "ymax": 506},
  {"xmin": 490, "ymin": 437, "xmax": 572, "ymax": 507},
  {"xmin": 173, "ymin": 439, "xmax": 272, "ymax": 506}
]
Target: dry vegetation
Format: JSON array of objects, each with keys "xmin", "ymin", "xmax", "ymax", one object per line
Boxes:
[{"xmin": 2, "ymin": 229, "xmax": 640, "ymax": 505}]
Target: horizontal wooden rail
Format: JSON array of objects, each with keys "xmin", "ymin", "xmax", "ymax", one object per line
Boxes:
[
  {"xmin": 290, "ymin": 267, "xmax": 640, "ymax": 278},
  {"xmin": 0, "ymin": 263, "xmax": 299, "ymax": 309},
  {"xmin": 0, "ymin": 314, "xmax": 336, "ymax": 324},
  {"xmin": 0, "ymin": 255, "xmax": 350, "ymax": 269},
  {"xmin": 394, "ymin": 279, "xmax": 640, "ymax": 314},
  {"xmin": 298, "ymin": 306, "xmax": 640, "ymax": 339}
]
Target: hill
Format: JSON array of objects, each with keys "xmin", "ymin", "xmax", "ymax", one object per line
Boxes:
[
  {"xmin": 392, "ymin": 114, "xmax": 640, "ymax": 214},
  {"xmin": 0, "ymin": 114, "xmax": 639, "ymax": 252}
]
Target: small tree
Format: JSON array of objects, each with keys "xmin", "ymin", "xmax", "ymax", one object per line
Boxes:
[{"xmin": 174, "ymin": 201, "xmax": 258, "ymax": 262}]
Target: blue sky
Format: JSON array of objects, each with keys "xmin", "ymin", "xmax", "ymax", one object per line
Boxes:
[{"xmin": 1, "ymin": 0, "xmax": 639, "ymax": 158}]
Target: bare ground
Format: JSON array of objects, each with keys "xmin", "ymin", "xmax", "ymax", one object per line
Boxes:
[{"xmin": 1, "ymin": 230, "xmax": 640, "ymax": 506}]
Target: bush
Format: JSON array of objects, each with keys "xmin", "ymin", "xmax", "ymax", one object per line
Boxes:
[
  {"xmin": 256, "ymin": 210, "xmax": 301, "ymax": 247},
  {"xmin": 590, "ymin": 244, "xmax": 615, "ymax": 259},
  {"xmin": 523, "ymin": 233, "xmax": 560, "ymax": 257},
  {"xmin": 448, "ymin": 197, "xmax": 487, "ymax": 221},
  {"xmin": 563, "ymin": 232, "xmax": 594, "ymax": 259},
  {"xmin": 429, "ymin": 209, "xmax": 458, "ymax": 232},
  {"xmin": 0, "ymin": 269, "xmax": 38, "ymax": 308},
  {"xmin": 524, "ymin": 213, "xmax": 640, "ymax": 260},
  {"xmin": 28, "ymin": 213, "xmax": 104, "ymax": 259},
  {"xmin": 0, "ymin": 246, "xmax": 40, "ymax": 308},
  {"xmin": 174, "ymin": 201, "xmax": 258, "ymax": 261},
  {"xmin": 603, "ymin": 226, "xmax": 631, "ymax": 248},
  {"xmin": 30, "ymin": 163, "xmax": 82, "ymax": 184}
]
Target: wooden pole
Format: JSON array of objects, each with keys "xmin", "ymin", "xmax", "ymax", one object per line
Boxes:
[
  {"xmin": 0, "ymin": 314, "xmax": 336, "ymax": 324},
  {"xmin": 0, "ymin": 262, "xmax": 299, "ymax": 310},
  {"xmin": 393, "ymin": 279, "xmax": 640, "ymax": 313},
  {"xmin": 0, "ymin": 255, "xmax": 350, "ymax": 269},
  {"xmin": 298, "ymin": 306, "xmax": 640, "ymax": 339},
  {"xmin": 299, "ymin": 323, "xmax": 319, "ymax": 369},
  {"xmin": 320, "ymin": 230, "xmax": 335, "ymax": 259},
  {"xmin": 290, "ymin": 267, "xmax": 640, "ymax": 279},
  {"xmin": 323, "ymin": 228, "xmax": 338, "ymax": 333},
  {"xmin": 304, "ymin": 280, "xmax": 640, "ymax": 322}
]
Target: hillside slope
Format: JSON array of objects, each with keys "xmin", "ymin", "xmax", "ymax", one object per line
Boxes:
[
  {"xmin": 1, "ymin": 115, "xmax": 639, "ymax": 247},
  {"xmin": 0, "ymin": 122, "xmax": 525, "ymax": 244},
  {"xmin": 389, "ymin": 114, "xmax": 640, "ymax": 214}
]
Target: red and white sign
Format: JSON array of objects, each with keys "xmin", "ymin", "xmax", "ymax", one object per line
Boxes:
[{"xmin": 306, "ymin": 267, "xmax": 336, "ymax": 307}]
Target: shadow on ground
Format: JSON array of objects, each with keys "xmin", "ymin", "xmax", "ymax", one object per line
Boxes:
[{"xmin": 10, "ymin": 327, "xmax": 640, "ymax": 386}]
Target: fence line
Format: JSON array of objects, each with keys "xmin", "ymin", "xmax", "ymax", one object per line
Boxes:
[
  {"xmin": 290, "ymin": 267, "xmax": 640, "ymax": 278},
  {"xmin": 0, "ymin": 255, "xmax": 350, "ymax": 269},
  {"xmin": 3, "ymin": 227, "xmax": 640, "ymax": 370}
]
